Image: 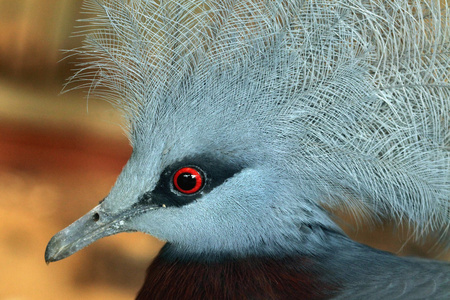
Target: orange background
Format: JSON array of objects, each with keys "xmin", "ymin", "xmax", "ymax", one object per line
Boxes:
[{"xmin": 0, "ymin": 1, "xmax": 447, "ymax": 299}]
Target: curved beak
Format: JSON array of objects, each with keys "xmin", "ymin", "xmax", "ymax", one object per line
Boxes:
[
  {"xmin": 45, "ymin": 204, "xmax": 126, "ymax": 263},
  {"xmin": 44, "ymin": 202, "xmax": 154, "ymax": 263}
]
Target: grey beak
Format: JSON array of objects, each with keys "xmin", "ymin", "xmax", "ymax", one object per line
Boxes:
[{"xmin": 45, "ymin": 204, "xmax": 132, "ymax": 263}]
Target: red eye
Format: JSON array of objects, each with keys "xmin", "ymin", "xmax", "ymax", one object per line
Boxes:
[{"xmin": 173, "ymin": 167, "xmax": 204, "ymax": 194}]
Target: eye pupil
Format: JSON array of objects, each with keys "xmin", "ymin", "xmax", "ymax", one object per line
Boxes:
[
  {"xmin": 176, "ymin": 173, "xmax": 197, "ymax": 191},
  {"xmin": 173, "ymin": 167, "xmax": 204, "ymax": 194}
]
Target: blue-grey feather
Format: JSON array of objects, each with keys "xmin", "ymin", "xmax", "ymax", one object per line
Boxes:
[{"xmin": 69, "ymin": 0, "xmax": 449, "ymax": 246}]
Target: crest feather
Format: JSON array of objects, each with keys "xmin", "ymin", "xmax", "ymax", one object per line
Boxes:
[{"xmin": 68, "ymin": 0, "xmax": 449, "ymax": 241}]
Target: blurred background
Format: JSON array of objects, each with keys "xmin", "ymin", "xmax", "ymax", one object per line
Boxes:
[
  {"xmin": 0, "ymin": 1, "xmax": 447, "ymax": 299},
  {"xmin": 0, "ymin": 1, "xmax": 164, "ymax": 299}
]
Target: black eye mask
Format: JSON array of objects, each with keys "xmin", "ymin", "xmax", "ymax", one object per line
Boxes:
[{"xmin": 138, "ymin": 155, "xmax": 244, "ymax": 208}]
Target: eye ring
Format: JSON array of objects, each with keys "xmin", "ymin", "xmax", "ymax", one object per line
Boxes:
[{"xmin": 173, "ymin": 167, "xmax": 204, "ymax": 194}]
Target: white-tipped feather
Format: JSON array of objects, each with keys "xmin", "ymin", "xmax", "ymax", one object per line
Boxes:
[{"xmin": 68, "ymin": 0, "xmax": 449, "ymax": 241}]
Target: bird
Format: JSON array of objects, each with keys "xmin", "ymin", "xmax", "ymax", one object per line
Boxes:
[{"xmin": 45, "ymin": 0, "xmax": 449, "ymax": 299}]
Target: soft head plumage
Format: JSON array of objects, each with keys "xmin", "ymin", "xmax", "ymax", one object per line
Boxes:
[
  {"xmin": 46, "ymin": 0, "xmax": 449, "ymax": 298},
  {"xmin": 69, "ymin": 0, "xmax": 448, "ymax": 238}
]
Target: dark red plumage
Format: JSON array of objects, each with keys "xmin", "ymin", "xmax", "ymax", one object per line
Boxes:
[{"xmin": 136, "ymin": 246, "xmax": 340, "ymax": 299}]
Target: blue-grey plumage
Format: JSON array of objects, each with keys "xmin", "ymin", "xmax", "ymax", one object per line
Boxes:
[{"xmin": 46, "ymin": 0, "xmax": 449, "ymax": 298}]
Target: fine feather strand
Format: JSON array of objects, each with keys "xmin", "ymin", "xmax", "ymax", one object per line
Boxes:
[{"xmin": 67, "ymin": 0, "xmax": 449, "ymax": 241}]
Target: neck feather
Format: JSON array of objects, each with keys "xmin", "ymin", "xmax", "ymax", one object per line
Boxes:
[{"xmin": 136, "ymin": 244, "xmax": 340, "ymax": 299}]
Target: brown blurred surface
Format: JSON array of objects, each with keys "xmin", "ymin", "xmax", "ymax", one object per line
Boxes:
[
  {"xmin": 0, "ymin": 78, "xmax": 165, "ymax": 300},
  {"xmin": 0, "ymin": 1, "xmax": 447, "ymax": 300}
]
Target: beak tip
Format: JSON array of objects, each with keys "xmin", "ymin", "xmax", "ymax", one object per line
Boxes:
[
  {"xmin": 44, "ymin": 242, "xmax": 55, "ymax": 264},
  {"xmin": 44, "ymin": 251, "xmax": 56, "ymax": 264},
  {"xmin": 45, "ymin": 234, "xmax": 65, "ymax": 264}
]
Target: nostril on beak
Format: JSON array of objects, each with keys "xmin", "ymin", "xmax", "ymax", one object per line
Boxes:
[{"xmin": 92, "ymin": 213, "xmax": 100, "ymax": 222}]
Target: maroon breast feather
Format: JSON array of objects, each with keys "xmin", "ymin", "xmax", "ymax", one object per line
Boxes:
[{"xmin": 137, "ymin": 251, "xmax": 340, "ymax": 300}]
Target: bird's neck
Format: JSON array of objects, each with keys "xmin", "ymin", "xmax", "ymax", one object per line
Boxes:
[{"xmin": 136, "ymin": 244, "xmax": 340, "ymax": 299}]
